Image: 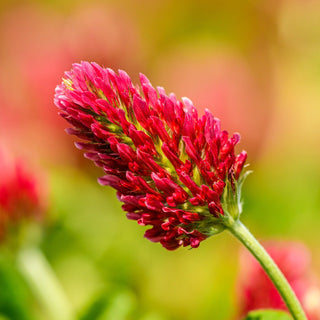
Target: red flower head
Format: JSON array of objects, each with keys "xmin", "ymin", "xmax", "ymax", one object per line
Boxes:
[
  {"xmin": 237, "ymin": 242, "xmax": 320, "ymax": 320},
  {"xmin": 54, "ymin": 61, "xmax": 248, "ymax": 250},
  {"xmin": 0, "ymin": 150, "xmax": 45, "ymax": 240}
]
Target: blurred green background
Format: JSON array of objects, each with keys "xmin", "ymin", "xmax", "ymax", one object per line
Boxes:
[{"xmin": 0, "ymin": 0, "xmax": 320, "ymax": 319}]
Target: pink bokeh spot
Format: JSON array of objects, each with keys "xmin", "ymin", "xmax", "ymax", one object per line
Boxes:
[{"xmin": 237, "ymin": 241, "xmax": 320, "ymax": 320}]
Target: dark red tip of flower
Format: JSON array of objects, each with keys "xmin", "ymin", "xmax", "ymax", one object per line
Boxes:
[
  {"xmin": 234, "ymin": 151, "xmax": 247, "ymax": 180},
  {"xmin": 54, "ymin": 61, "xmax": 247, "ymax": 250}
]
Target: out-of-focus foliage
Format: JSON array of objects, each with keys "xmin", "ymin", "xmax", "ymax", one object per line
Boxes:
[
  {"xmin": 0, "ymin": 0, "xmax": 320, "ymax": 319},
  {"xmin": 0, "ymin": 254, "xmax": 33, "ymax": 320},
  {"xmin": 242, "ymin": 309, "xmax": 292, "ymax": 320}
]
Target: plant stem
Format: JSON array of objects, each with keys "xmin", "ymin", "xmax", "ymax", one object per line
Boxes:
[
  {"xmin": 17, "ymin": 246, "xmax": 74, "ymax": 320},
  {"xmin": 227, "ymin": 219, "xmax": 307, "ymax": 320}
]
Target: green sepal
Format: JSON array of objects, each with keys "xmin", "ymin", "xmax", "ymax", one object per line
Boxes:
[{"xmin": 221, "ymin": 169, "xmax": 252, "ymax": 224}]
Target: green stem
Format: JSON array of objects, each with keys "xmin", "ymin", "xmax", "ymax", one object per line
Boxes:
[
  {"xmin": 227, "ymin": 219, "xmax": 307, "ymax": 320},
  {"xmin": 16, "ymin": 247, "xmax": 74, "ymax": 320}
]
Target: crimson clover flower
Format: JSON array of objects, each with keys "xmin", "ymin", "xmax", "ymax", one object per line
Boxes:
[
  {"xmin": 54, "ymin": 61, "xmax": 247, "ymax": 250},
  {"xmin": 0, "ymin": 150, "xmax": 45, "ymax": 240}
]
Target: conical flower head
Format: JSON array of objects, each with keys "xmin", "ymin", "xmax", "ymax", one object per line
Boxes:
[{"xmin": 54, "ymin": 61, "xmax": 247, "ymax": 250}]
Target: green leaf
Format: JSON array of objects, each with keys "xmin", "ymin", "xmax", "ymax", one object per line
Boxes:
[
  {"xmin": 79, "ymin": 291, "xmax": 110, "ymax": 320},
  {"xmin": 0, "ymin": 253, "xmax": 33, "ymax": 320},
  {"xmin": 242, "ymin": 309, "xmax": 292, "ymax": 320}
]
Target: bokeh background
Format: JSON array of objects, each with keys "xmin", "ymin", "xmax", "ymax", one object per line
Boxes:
[{"xmin": 0, "ymin": 0, "xmax": 320, "ymax": 319}]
